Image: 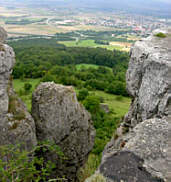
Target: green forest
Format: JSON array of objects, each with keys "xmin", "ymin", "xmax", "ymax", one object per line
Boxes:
[{"xmin": 10, "ymin": 38, "xmax": 129, "ymax": 96}]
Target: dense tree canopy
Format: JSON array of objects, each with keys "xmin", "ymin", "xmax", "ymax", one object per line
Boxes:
[{"xmin": 10, "ymin": 38, "xmax": 129, "ymax": 96}]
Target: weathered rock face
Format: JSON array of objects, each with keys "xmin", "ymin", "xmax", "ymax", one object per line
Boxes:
[
  {"xmin": 86, "ymin": 29, "xmax": 170, "ymax": 182},
  {"xmin": 0, "ymin": 27, "xmax": 7, "ymax": 43},
  {"xmin": 125, "ymin": 29, "xmax": 170, "ymax": 127},
  {"xmin": 0, "ymin": 26, "xmax": 37, "ymax": 151},
  {"xmin": 32, "ymin": 82, "xmax": 95, "ymax": 181}
]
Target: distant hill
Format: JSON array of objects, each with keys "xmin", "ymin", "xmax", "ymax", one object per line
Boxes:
[{"xmin": 0, "ymin": 0, "xmax": 171, "ymax": 18}]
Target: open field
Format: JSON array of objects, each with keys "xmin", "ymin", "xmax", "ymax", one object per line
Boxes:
[
  {"xmin": 110, "ymin": 41, "xmax": 132, "ymax": 51},
  {"xmin": 76, "ymin": 64, "xmax": 113, "ymax": 72},
  {"xmin": 74, "ymin": 89, "xmax": 130, "ymax": 118},
  {"xmin": 92, "ymin": 90, "xmax": 130, "ymax": 117},
  {"xmin": 76, "ymin": 64, "xmax": 99, "ymax": 70},
  {"xmin": 59, "ymin": 39, "xmax": 124, "ymax": 51},
  {"xmin": 13, "ymin": 78, "xmax": 40, "ymax": 112},
  {"xmin": 0, "ymin": 6, "xmax": 134, "ymax": 52},
  {"xmin": 0, "ymin": 7, "xmax": 121, "ymax": 36}
]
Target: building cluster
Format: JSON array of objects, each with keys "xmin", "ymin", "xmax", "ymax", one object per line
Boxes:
[{"xmin": 82, "ymin": 12, "xmax": 169, "ymax": 36}]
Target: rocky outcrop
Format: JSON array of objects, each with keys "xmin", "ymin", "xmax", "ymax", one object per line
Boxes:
[
  {"xmin": 125, "ymin": 29, "xmax": 170, "ymax": 127},
  {"xmin": 86, "ymin": 29, "xmax": 170, "ymax": 182},
  {"xmin": 32, "ymin": 82, "xmax": 95, "ymax": 181},
  {"xmin": 0, "ymin": 26, "xmax": 37, "ymax": 151},
  {"xmin": 166, "ymin": 62, "xmax": 171, "ymax": 181},
  {"xmin": 0, "ymin": 27, "xmax": 7, "ymax": 43},
  {"xmin": 0, "ymin": 26, "xmax": 95, "ymax": 181}
]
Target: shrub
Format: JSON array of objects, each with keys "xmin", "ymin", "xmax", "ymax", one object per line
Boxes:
[
  {"xmin": 83, "ymin": 96, "xmax": 100, "ymax": 114},
  {"xmin": 0, "ymin": 141, "xmax": 65, "ymax": 182},
  {"xmin": 78, "ymin": 88, "xmax": 89, "ymax": 101},
  {"xmin": 42, "ymin": 73, "xmax": 56, "ymax": 82},
  {"xmin": 155, "ymin": 32, "xmax": 166, "ymax": 38},
  {"xmin": 24, "ymin": 83, "xmax": 32, "ymax": 92}
]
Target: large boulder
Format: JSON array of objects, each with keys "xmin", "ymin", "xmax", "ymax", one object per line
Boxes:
[
  {"xmin": 32, "ymin": 82, "xmax": 95, "ymax": 181},
  {"xmin": 0, "ymin": 26, "xmax": 37, "ymax": 151},
  {"xmin": 99, "ymin": 118, "xmax": 168, "ymax": 182},
  {"xmin": 86, "ymin": 29, "xmax": 170, "ymax": 182}
]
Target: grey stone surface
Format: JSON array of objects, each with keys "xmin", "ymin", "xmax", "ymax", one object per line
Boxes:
[
  {"xmin": 100, "ymin": 103, "xmax": 110, "ymax": 113},
  {"xmin": 166, "ymin": 63, "xmax": 171, "ymax": 181},
  {"xmin": 32, "ymin": 82, "xmax": 95, "ymax": 181},
  {"xmin": 125, "ymin": 29, "xmax": 171, "ymax": 126},
  {"xmin": 0, "ymin": 85, "xmax": 37, "ymax": 151},
  {"xmin": 0, "ymin": 27, "xmax": 37, "ymax": 151},
  {"xmin": 123, "ymin": 118, "xmax": 168, "ymax": 180},
  {"xmin": 0, "ymin": 26, "xmax": 7, "ymax": 43},
  {"xmin": 100, "ymin": 151, "xmax": 163, "ymax": 182},
  {"xmin": 0, "ymin": 44, "xmax": 15, "ymax": 114}
]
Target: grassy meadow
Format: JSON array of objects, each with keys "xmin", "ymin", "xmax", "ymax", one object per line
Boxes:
[
  {"xmin": 75, "ymin": 64, "xmax": 113, "ymax": 72},
  {"xmin": 13, "ymin": 79, "xmax": 40, "ymax": 112},
  {"xmin": 58, "ymin": 39, "xmax": 123, "ymax": 51}
]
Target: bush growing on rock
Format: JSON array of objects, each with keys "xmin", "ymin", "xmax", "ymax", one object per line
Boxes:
[
  {"xmin": 0, "ymin": 141, "xmax": 65, "ymax": 182},
  {"xmin": 155, "ymin": 32, "xmax": 166, "ymax": 38}
]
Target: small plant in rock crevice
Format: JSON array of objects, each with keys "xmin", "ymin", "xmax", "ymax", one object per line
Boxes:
[{"xmin": 155, "ymin": 32, "xmax": 167, "ymax": 38}]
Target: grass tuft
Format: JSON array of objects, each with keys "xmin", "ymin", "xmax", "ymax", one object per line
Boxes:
[{"xmin": 155, "ymin": 32, "xmax": 166, "ymax": 38}]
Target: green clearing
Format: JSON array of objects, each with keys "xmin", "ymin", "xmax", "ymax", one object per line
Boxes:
[
  {"xmin": 76, "ymin": 64, "xmax": 99, "ymax": 70},
  {"xmin": 75, "ymin": 64, "xmax": 112, "ymax": 72},
  {"xmin": 13, "ymin": 79, "xmax": 40, "ymax": 112},
  {"xmin": 59, "ymin": 39, "xmax": 122, "ymax": 50},
  {"xmin": 75, "ymin": 89, "xmax": 130, "ymax": 118},
  {"xmin": 92, "ymin": 90, "xmax": 130, "ymax": 117}
]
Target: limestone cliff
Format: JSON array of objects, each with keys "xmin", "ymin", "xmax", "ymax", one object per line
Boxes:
[
  {"xmin": 125, "ymin": 29, "xmax": 170, "ymax": 127},
  {"xmin": 0, "ymin": 26, "xmax": 37, "ymax": 151},
  {"xmin": 86, "ymin": 29, "xmax": 171, "ymax": 182}
]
